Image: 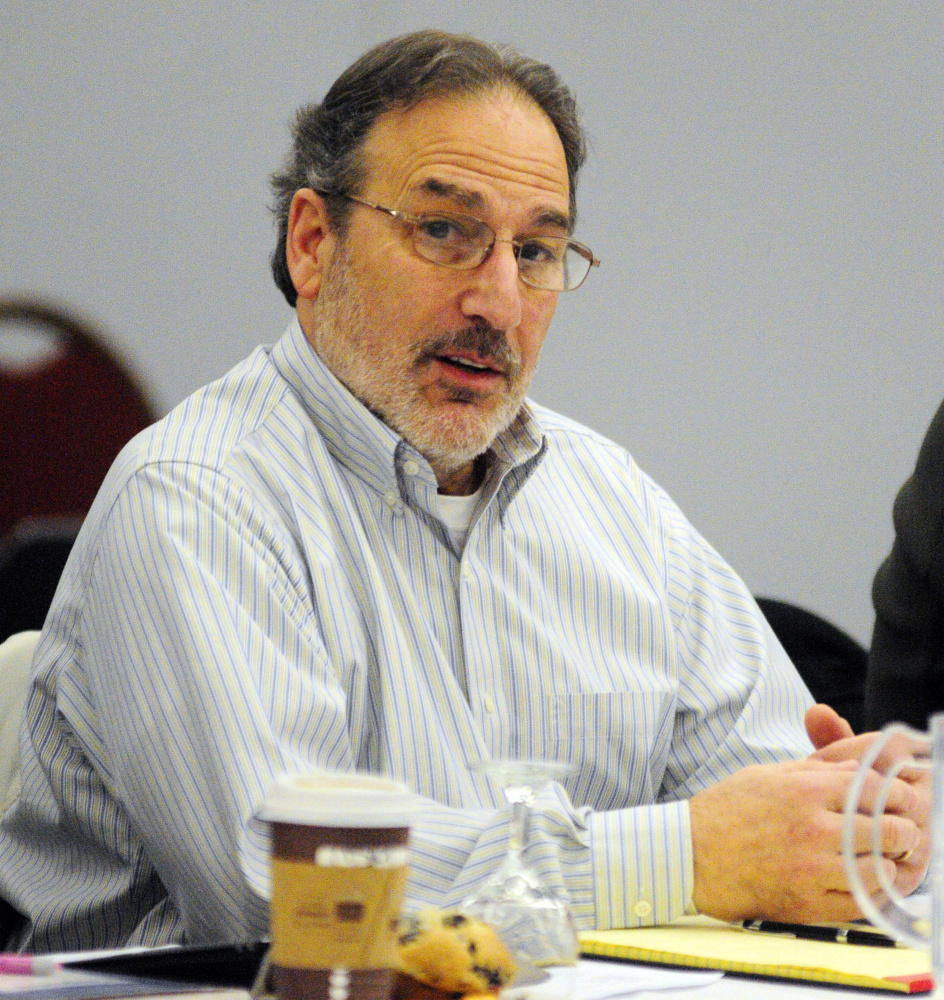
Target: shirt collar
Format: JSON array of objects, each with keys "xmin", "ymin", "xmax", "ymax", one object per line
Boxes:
[{"xmin": 270, "ymin": 316, "xmax": 546, "ymax": 510}]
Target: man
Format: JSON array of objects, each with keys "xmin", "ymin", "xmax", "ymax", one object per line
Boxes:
[{"xmin": 0, "ymin": 30, "xmax": 927, "ymax": 952}]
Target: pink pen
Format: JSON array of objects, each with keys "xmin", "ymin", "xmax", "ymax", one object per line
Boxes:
[{"xmin": 0, "ymin": 954, "xmax": 62, "ymax": 975}]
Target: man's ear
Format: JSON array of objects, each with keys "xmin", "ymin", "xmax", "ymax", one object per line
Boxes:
[{"xmin": 286, "ymin": 188, "xmax": 336, "ymax": 301}]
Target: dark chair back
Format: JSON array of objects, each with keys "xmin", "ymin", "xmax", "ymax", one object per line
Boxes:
[
  {"xmin": 0, "ymin": 298, "xmax": 156, "ymax": 641},
  {"xmin": 0, "ymin": 298, "xmax": 155, "ymax": 538}
]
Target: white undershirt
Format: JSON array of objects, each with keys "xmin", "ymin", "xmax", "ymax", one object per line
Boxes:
[{"xmin": 436, "ymin": 486, "xmax": 483, "ymax": 551}]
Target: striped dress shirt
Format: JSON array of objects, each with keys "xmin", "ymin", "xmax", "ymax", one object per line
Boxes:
[{"xmin": 0, "ymin": 318, "xmax": 813, "ymax": 952}]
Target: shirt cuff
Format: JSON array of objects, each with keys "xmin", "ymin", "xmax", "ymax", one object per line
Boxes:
[{"xmin": 589, "ymin": 798, "xmax": 693, "ymax": 928}]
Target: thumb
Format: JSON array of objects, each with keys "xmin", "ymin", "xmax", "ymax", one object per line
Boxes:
[{"xmin": 805, "ymin": 703, "xmax": 854, "ymax": 750}]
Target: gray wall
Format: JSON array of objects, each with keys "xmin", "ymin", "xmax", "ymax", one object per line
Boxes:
[{"xmin": 3, "ymin": 2, "xmax": 942, "ymax": 645}]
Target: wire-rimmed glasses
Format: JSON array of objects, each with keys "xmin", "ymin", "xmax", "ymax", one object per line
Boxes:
[{"xmin": 327, "ymin": 192, "xmax": 600, "ymax": 292}]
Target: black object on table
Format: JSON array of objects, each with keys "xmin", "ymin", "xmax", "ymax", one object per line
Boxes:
[{"xmin": 65, "ymin": 940, "xmax": 269, "ymax": 988}]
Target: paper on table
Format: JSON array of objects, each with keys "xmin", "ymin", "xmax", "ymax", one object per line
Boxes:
[
  {"xmin": 0, "ymin": 967, "xmax": 247, "ymax": 999},
  {"xmin": 503, "ymin": 958, "xmax": 723, "ymax": 999},
  {"xmin": 579, "ymin": 916, "xmax": 932, "ymax": 993},
  {"xmin": 48, "ymin": 944, "xmax": 183, "ymax": 964}
]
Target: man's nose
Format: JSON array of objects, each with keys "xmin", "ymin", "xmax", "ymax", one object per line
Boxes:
[{"xmin": 458, "ymin": 240, "xmax": 523, "ymax": 332}]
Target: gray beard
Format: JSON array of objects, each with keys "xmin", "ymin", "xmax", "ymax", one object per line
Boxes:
[{"xmin": 309, "ymin": 249, "xmax": 529, "ymax": 481}]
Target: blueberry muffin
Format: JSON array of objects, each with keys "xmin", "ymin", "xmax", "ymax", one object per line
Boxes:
[{"xmin": 393, "ymin": 909, "xmax": 516, "ymax": 999}]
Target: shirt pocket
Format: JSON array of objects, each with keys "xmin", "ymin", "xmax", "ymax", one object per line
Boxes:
[{"xmin": 530, "ymin": 690, "xmax": 673, "ymax": 810}]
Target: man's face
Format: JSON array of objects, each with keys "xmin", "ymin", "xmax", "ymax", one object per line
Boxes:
[{"xmin": 299, "ymin": 88, "xmax": 571, "ymax": 488}]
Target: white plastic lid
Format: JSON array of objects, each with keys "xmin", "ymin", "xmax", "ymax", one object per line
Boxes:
[{"xmin": 258, "ymin": 772, "xmax": 416, "ymax": 827}]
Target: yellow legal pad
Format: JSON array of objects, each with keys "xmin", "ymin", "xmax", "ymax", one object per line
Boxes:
[{"xmin": 579, "ymin": 916, "xmax": 933, "ymax": 993}]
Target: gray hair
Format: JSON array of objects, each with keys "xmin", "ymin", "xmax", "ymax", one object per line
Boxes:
[{"xmin": 269, "ymin": 29, "xmax": 586, "ymax": 306}]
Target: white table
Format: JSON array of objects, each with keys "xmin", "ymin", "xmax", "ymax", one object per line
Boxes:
[
  {"xmin": 650, "ymin": 976, "xmax": 898, "ymax": 999},
  {"xmin": 520, "ymin": 960, "xmax": 903, "ymax": 1000}
]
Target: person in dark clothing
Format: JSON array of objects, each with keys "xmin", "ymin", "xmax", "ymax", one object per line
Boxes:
[{"xmin": 865, "ymin": 397, "xmax": 944, "ymax": 730}]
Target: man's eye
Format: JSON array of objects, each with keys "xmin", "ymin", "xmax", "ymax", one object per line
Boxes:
[
  {"xmin": 418, "ymin": 216, "xmax": 468, "ymax": 242},
  {"xmin": 519, "ymin": 239, "xmax": 564, "ymax": 264}
]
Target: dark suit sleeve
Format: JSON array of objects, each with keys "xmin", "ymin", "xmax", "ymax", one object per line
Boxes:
[{"xmin": 864, "ymin": 398, "xmax": 944, "ymax": 730}]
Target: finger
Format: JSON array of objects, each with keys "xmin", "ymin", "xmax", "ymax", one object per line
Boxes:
[
  {"xmin": 820, "ymin": 825, "xmax": 929, "ymax": 907},
  {"xmin": 817, "ymin": 849, "xmax": 898, "ymax": 897},
  {"xmin": 820, "ymin": 886, "xmax": 890, "ymax": 923},
  {"xmin": 769, "ymin": 765, "xmax": 922, "ymax": 829},
  {"xmin": 842, "ymin": 812, "xmax": 919, "ymax": 859},
  {"xmin": 872, "ymin": 732, "xmax": 930, "ymax": 775},
  {"xmin": 809, "ymin": 732, "xmax": 877, "ymax": 764},
  {"xmin": 836, "ymin": 768, "xmax": 922, "ymax": 819},
  {"xmin": 812, "ymin": 730, "xmax": 930, "ymax": 776},
  {"xmin": 894, "ymin": 844, "xmax": 932, "ymax": 896},
  {"xmin": 805, "ymin": 704, "xmax": 855, "ymax": 750}
]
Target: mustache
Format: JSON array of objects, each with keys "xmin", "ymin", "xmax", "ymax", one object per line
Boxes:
[{"xmin": 418, "ymin": 323, "xmax": 519, "ymax": 373}]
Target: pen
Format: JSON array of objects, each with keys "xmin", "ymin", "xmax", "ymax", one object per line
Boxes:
[
  {"xmin": 0, "ymin": 954, "xmax": 62, "ymax": 975},
  {"xmin": 741, "ymin": 920, "xmax": 898, "ymax": 948}
]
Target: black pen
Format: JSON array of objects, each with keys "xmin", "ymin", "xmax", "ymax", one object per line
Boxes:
[{"xmin": 741, "ymin": 920, "xmax": 898, "ymax": 948}]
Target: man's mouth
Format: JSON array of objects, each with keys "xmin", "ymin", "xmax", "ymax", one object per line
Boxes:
[
  {"xmin": 440, "ymin": 352, "xmax": 502, "ymax": 376},
  {"xmin": 420, "ymin": 325, "xmax": 518, "ymax": 391}
]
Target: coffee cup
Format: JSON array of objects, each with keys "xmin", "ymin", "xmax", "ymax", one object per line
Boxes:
[{"xmin": 258, "ymin": 772, "xmax": 415, "ymax": 1000}]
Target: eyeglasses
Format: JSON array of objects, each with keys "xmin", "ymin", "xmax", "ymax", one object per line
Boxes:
[{"xmin": 328, "ymin": 192, "xmax": 600, "ymax": 292}]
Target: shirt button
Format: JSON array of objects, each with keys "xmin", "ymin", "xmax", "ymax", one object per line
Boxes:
[
  {"xmin": 403, "ymin": 459, "xmax": 419, "ymax": 476},
  {"xmin": 484, "ymin": 695, "xmax": 496, "ymax": 713},
  {"xmin": 384, "ymin": 489, "xmax": 399, "ymax": 509},
  {"xmin": 633, "ymin": 900, "xmax": 652, "ymax": 919}
]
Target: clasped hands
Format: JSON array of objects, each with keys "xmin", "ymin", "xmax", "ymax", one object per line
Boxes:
[{"xmin": 689, "ymin": 704, "xmax": 930, "ymax": 923}]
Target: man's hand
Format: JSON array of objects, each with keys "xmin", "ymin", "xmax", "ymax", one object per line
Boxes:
[
  {"xmin": 805, "ymin": 703, "xmax": 931, "ymax": 897},
  {"xmin": 689, "ymin": 755, "xmax": 924, "ymax": 923}
]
